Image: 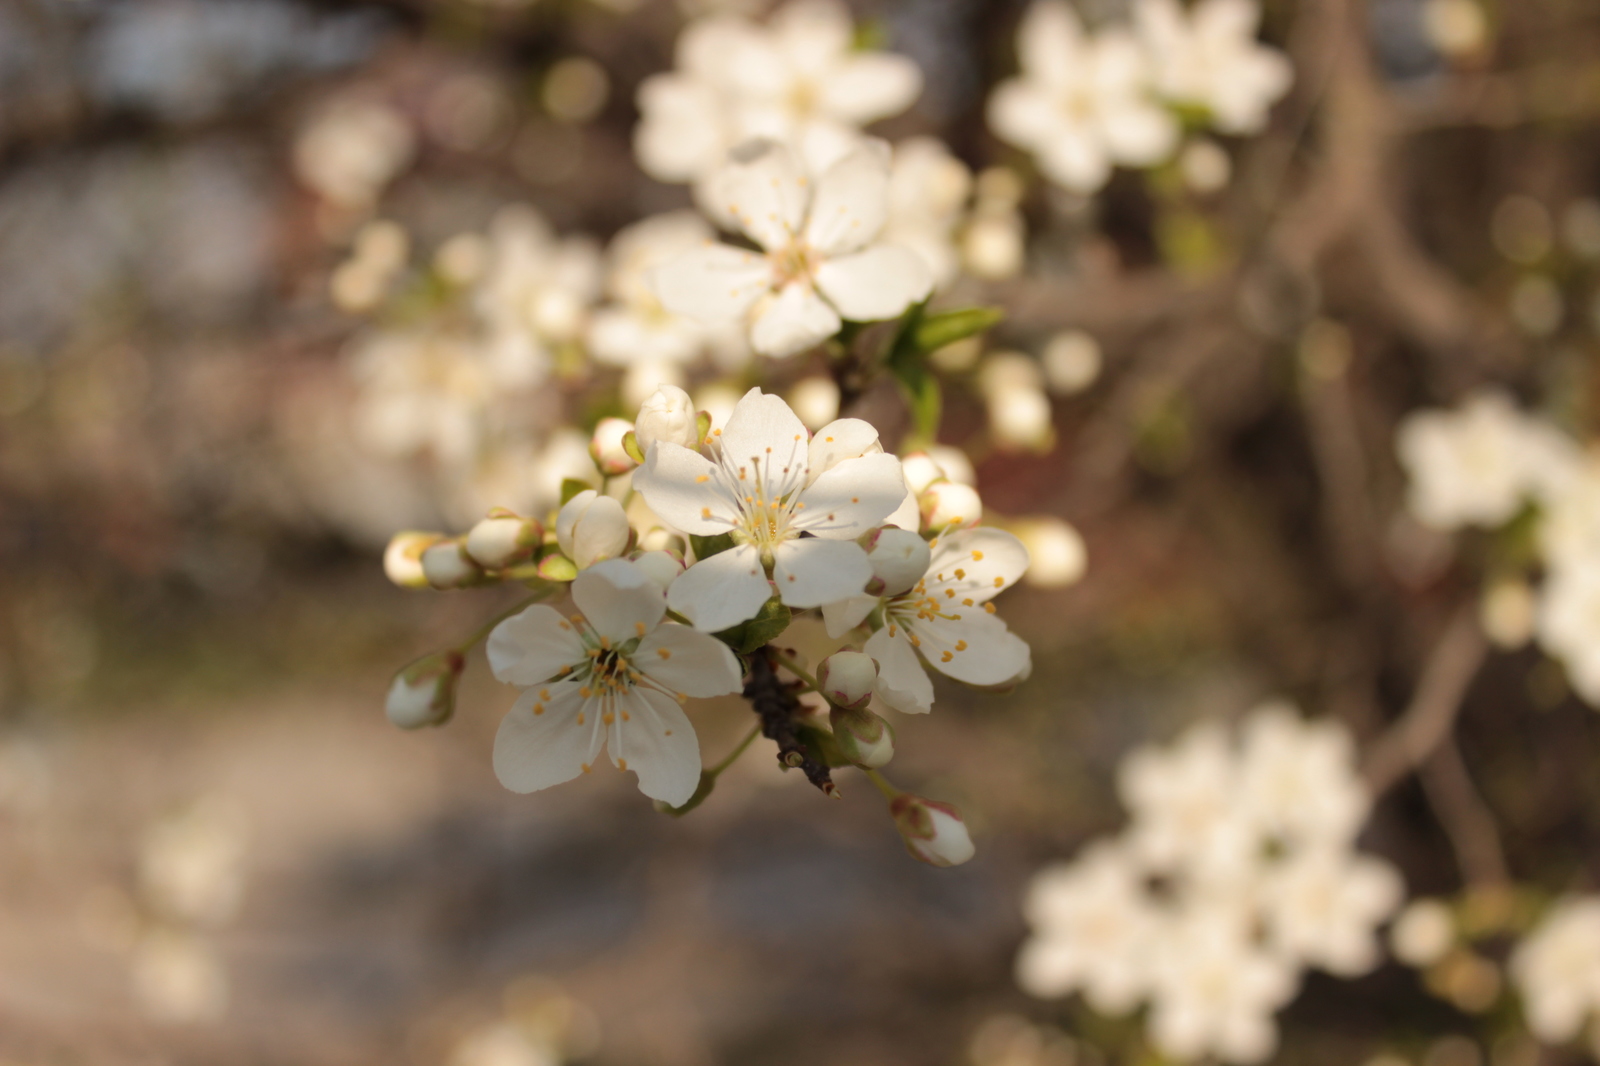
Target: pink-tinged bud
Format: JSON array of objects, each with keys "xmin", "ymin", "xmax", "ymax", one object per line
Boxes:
[
  {"xmin": 465, "ymin": 511, "xmax": 544, "ymax": 570},
  {"xmin": 864, "ymin": 527, "xmax": 932, "ymax": 596},
  {"xmin": 920, "ymin": 480, "xmax": 983, "ymax": 530},
  {"xmin": 630, "ymin": 549, "xmax": 685, "ymax": 589},
  {"xmin": 385, "ymin": 650, "xmax": 464, "ymax": 729},
  {"xmin": 556, "ymin": 490, "xmax": 632, "ymax": 569},
  {"xmin": 420, "ymin": 539, "xmax": 484, "ymax": 589},
  {"xmin": 889, "ymin": 794, "xmax": 975, "ymax": 867},
  {"xmin": 818, "ymin": 650, "xmax": 878, "ymax": 710},
  {"xmin": 830, "ymin": 704, "xmax": 894, "ymax": 768},
  {"xmin": 384, "ymin": 531, "xmax": 445, "ymax": 589},
  {"xmin": 589, "ymin": 418, "xmax": 638, "ymax": 475},
  {"xmin": 634, "ymin": 385, "xmax": 700, "ymax": 456}
]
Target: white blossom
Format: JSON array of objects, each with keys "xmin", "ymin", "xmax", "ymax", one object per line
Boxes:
[
  {"xmin": 884, "ymin": 136, "xmax": 974, "ymax": 288},
  {"xmin": 556, "ymin": 490, "xmax": 632, "ymax": 569},
  {"xmin": 635, "ymin": 384, "xmax": 703, "ymax": 456},
  {"xmin": 1535, "ymin": 558, "xmax": 1600, "ymax": 705},
  {"xmin": 1256, "ymin": 848, "xmax": 1403, "ymax": 976},
  {"xmin": 632, "ymin": 388, "xmax": 906, "ymax": 631},
  {"xmin": 654, "ymin": 139, "xmax": 933, "ymax": 359},
  {"xmin": 487, "ymin": 559, "xmax": 744, "ymax": 804},
  {"xmin": 1511, "ymin": 896, "xmax": 1600, "ymax": 1043},
  {"xmin": 474, "ymin": 205, "xmax": 602, "ymax": 385},
  {"xmin": 587, "ymin": 211, "xmax": 722, "ymax": 368},
  {"xmin": 1133, "ymin": 0, "xmax": 1292, "ymax": 135},
  {"xmin": 989, "ymin": 1, "xmax": 1178, "ymax": 193},
  {"xmin": 1391, "ymin": 898, "xmax": 1456, "ymax": 967}
]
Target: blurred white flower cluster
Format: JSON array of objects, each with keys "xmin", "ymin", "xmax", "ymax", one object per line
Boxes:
[
  {"xmin": 1511, "ymin": 897, "xmax": 1600, "ymax": 1049},
  {"xmin": 1397, "ymin": 390, "xmax": 1600, "ymax": 704},
  {"xmin": 1016, "ymin": 703, "xmax": 1402, "ymax": 1063},
  {"xmin": 988, "ymin": 0, "xmax": 1291, "ymax": 194}
]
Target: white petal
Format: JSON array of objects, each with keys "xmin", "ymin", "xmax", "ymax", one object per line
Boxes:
[
  {"xmin": 804, "ymin": 141, "xmax": 893, "ymax": 256},
  {"xmin": 717, "ymin": 140, "xmax": 810, "ymax": 251},
  {"xmin": 651, "ymin": 243, "xmax": 769, "ymax": 325},
  {"xmin": 913, "ymin": 608, "xmax": 1031, "ymax": 686},
  {"xmin": 632, "ymin": 441, "xmax": 742, "ymax": 536},
  {"xmin": 925, "ymin": 527, "xmax": 1031, "ymax": 605},
  {"xmin": 556, "ymin": 489, "xmax": 597, "ymax": 559},
  {"xmin": 748, "ymin": 282, "xmax": 842, "ymax": 358},
  {"xmin": 807, "ymin": 417, "xmax": 883, "ymax": 485},
  {"xmin": 1020, "ymin": 0, "xmax": 1087, "ymax": 87},
  {"xmin": 987, "ymin": 81, "xmax": 1059, "ymax": 148},
  {"xmin": 865, "ymin": 625, "xmax": 933, "ymax": 713},
  {"xmin": 1100, "ymin": 102, "xmax": 1180, "ymax": 166},
  {"xmin": 719, "ymin": 387, "xmax": 810, "ymax": 487},
  {"xmin": 822, "ymin": 594, "xmax": 877, "ymax": 638},
  {"xmin": 1038, "ymin": 128, "xmax": 1112, "ymax": 193},
  {"xmin": 633, "ymin": 75, "xmax": 729, "ymax": 183},
  {"xmin": 771, "ymin": 0, "xmax": 852, "ymax": 74},
  {"xmin": 884, "ymin": 484, "xmax": 920, "ymax": 531},
  {"xmin": 791, "ymin": 452, "xmax": 909, "ymax": 538},
  {"xmin": 493, "ymin": 683, "xmax": 605, "ymax": 793},
  {"xmin": 607, "ymin": 688, "xmax": 703, "ymax": 806},
  {"xmin": 487, "ymin": 604, "xmax": 587, "ymax": 686},
  {"xmin": 572, "ymin": 494, "xmax": 631, "ymax": 568},
  {"xmin": 813, "ymin": 244, "xmax": 933, "ymax": 322},
  {"xmin": 772, "ymin": 537, "xmax": 872, "ymax": 608},
  {"xmin": 817, "ymin": 55, "xmax": 922, "ymax": 125},
  {"xmin": 572, "ymin": 559, "xmax": 667, "ymax": 644},
  {"xmin": 668, "ymin": 544, "xmax": 772, "ymax": 631},
  {"xmin": 635, "ymin": 624, "xmax": 746, "ymax": 697}
]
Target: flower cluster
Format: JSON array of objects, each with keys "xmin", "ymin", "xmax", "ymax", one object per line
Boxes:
[
  {"xmin": 988, "ymin": 0, "xmax": 1291, "ymax": 194},
  {"xmin": 1016, "ymin": 704, "xmax": 1402, "ymax": 1063},
  {"xmin": 1510, "ymin": 896, "xmax": 1600, "ymax": 1047},
  {"xmin": 1396, "ymin": 390, "xmax": 1600, "ymax": 703}
]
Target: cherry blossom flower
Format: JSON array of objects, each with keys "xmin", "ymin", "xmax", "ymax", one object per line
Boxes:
[
  {"xmin": 487, "ymin": 558, "xmax": 744, "ymax": 805},
  {"xmin": 631, "ymin": 388, "xmax": 906, "ymax": 631},
  {"xmin": 884, "ymin": 137, "xmax": 974, "ymax": 289},
  {"xmin": 587, "ymin": 211, "xmax": 725, "ymax": 369},
  {"xmin": 1511, "ymin": 896, "xmax": 1600, "ymax": 1043},
  {"xmin": 824, "ymin": 526, "xmax": 1031, "ymax": 715},
  {"xmin": 653, "ymin": 139, "xmax": 933, "ymax": 359},
  {"xmin": 1535, "ymin": 558, "xmax": 1600, "ymax": 705},
  {"xmin": 1133, "ymin": 0, "xmax": 1292, "ymax": 135},
  {"xmin": 473, "ymin": 205, "xmax": 602, "ymax": 385},
  {"xmin": 1256, "ymin": 848, "xmax": 1403, "ymax": 976},
  {"xmin": 633, "ymin": 0, "xmax": 923, "ymax": 188},
  {"xmin": 988, "ymin": 1, "xmax": 1179, "ymax": 194}
]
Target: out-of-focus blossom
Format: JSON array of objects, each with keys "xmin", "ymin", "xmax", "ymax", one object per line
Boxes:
[
  {"xmin": 787, "ymin": 376, "xmax": 841, "ymax": 430},
  {"xmin": 963, "ymin": 169, "xmax": 1028, "ymax": 278},
  {"xmin": 988, "ymin": 2, "xmax": 1178, "ymax": 193},
  {"xmin": 139, "ymin": 800, "xmax": 247, "ymax": 928},
  {"xmin": 884, "ymin": 137, "xmax": 974, "ymax": 288},
  {"xmin": 487, "ymin": 559, "xmax": 744, "ymax": 805},
  {"xmin": 1134, "ymin": 0, "xmax": 1292, "ymax": 135},
  {"xmin": 293, "ymin": 96, "xmax": 415, "ymax": 210},
  {"xmin": 1510, "ymin": 897, "xmax": 1600, "ymax": 1043},
  {"xmin": 1391, "ymin": 898, "xmax": 1456, "ymax": 967},
  {"xmin": 543, "ymin": 57, "xmax": 610, "ymax": 124},
  {"xmin": 1179, "ymin": 138, "xmax": 1233, "ymax": 194},
  {"xmin": 654, "ymin": 140, "xmax": 933, "ymax": 358},
  {"xmin": 1421, "ymin": 0, "xmax": 1489, "ymax": 58},
  {"xmin": 588, "ymin": 212, "xmax": 721, "ymax": 368},
  {"xmin": 1480, "ymin": 577, "xmax": 1536, "ymax": 649},
  {"xmin": 132, "ymin": 928, "xmax": 228, "ymax": 1022},
  {"xmin": 1041, "ymin": 330, "xmax": 1103, "ymax": 395},
  {"xmin": 978, "ymin": 356, "xmax": 1055, "ymax": 452},
  {"xmin": 475, "ymin": 206, "xmax": 602, "ymax": 384},
  {"xmin": 633, "ymin": 0, "xmax": 922, "ymax": 187},
  {"xmin": 1012, "ymin": 517, "xmax": 1087, "ymax": 588},
  {"xmin": 1535, "ymin": 559, "xmax": 1600, "ymax": 705}
]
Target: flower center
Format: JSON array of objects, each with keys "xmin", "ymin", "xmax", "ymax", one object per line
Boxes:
[{"xmin": 769, "ymin": 239, "xmax": 820, "ymax": 290}]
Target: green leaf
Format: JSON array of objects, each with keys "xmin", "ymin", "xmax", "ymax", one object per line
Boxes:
[
  {"xmin": 910, "ymin": 306, "xmax": 1004, "ymax": 355},
  {"xmin": 689, "ymin": 532, "xmax": 735, "ymax": 560},
  {"xmin": 559, "ymin": 478, "xmax": 593, "ymax": 506},
  {"xmin": 714, "ymin": 597, "xmax": 792, "ymax": 655}
]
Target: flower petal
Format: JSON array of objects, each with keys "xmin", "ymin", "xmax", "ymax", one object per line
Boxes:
[
  {"xmin": 865, "ymin": 625, "xmax": 933, "ymax": 714},
  {"xmin": 487, "ymin": 604, "xmax": 587, "ymax": 686},
  {"xmin": 817, "ymin": 54, "xmax": 922, "ymax": 125},
  {"xmin": 806, "ymin": 417, "xmax": 883, "ymax": 486},
  {"xmin": 493, "ymin": 682, "xmax": 606, "ymax": 793},
  {"xmin": 813, "ymin": 244, "xmax": 933, "ymax": 322},
  {"xmin": 607, "ymin": 688, "xmax": 703, "ymax": 806},
  {"xmin": 1020, "ymin": 0, "xmax": 1087, "ymax": 87},
  {"xmin": 792, "ymin": 452, "xmax": 908, "ymax": 538},
  {"xmin": 632, "ymin": 441, "xmax": 742, "ymax": 536},
  {"xmin": 804, "ymin": 141, "xmax": 893, "ymax": 256},
  {"xmin": 822, "ymin": 594, "xmax": 877, "ymax": 638},
  {"xmin": 925, "ymin": 527, "xmax": 1031, "ymax": 605},
  {"xmin": 987, "ymin": 81, "xmax": 1059, "ymax": 148},
  {"xmin": 913, "ymin": 607, "xmax": 1031, "ymax": 686},
  {"xmin": 772, "ymin": 537, "xmax": 872, "ymax": 608},
  {"xmin": 572, "ymin": 559, "xmax": 667, "ymax": 644},
  {"xmin": 719, "ymin": 387, "xmax": 810, "ymax": 495},
  {"xmin": 651, "ymin": 243, "xmax": 769, "ymax": 324},
  {"xmin": 717, "ymin": 140, "xmax": 810, "ymax": 251},
  {"xmin": 748, "ymin": 282, "xmax": 842, "ymax": 358},
  {"xmin": 636, "ymin": 624, "xmax": 746, "ymax": 697},
  {"xmin": 668, "ymin": 543, "xmax": 772, "ymax": 631},
  {"xmin": 1038, "ymin": 128, "xmax": 1111, "ymax": 194}
]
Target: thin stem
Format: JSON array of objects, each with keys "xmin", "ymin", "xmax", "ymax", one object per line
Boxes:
[
  {"xmin": 771, "ymin": 651, "xmax": 826, "ymax": 700},
  {"xmin": 708, "ymin": 725, "xmax": 762, "ymax": 778},
  {"xmin": 452, "ymin": 590, "xmax": 552, "ymax": 655},
  {"xmin": 864, "ymin": 768, "xmax": 901, "ymax": 801}
]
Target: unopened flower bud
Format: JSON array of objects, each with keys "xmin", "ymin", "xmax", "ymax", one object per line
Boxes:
[
  {"xmin": 421, "ymin": 539, "xmax": 484, "ymax": 589},
  {"xmin": 590, "ymin": 417, "xmax": 638, "ymax": 475},
  {"xmin": 901, "ymin": 452, "xmax": 948, "ymax": 494},
  {"xmin": 631, "ymin": 549, "xmax": 685, "ymax": 589},
  {"xmin": 865, "ymin": 527, "xmax": 932, "ymax": 596},
  {"xmin": 921, "ymin": 480, "xmax": 983, "ymax": 530},
  {"xmin": 556, "ymin": 490, "xmax": 632, "ymax": 569},
  {"xmin": 635, "ymin": 385, "xmax": 700, "ymax": 457},
  {"xmin": 889, "ymin": 793, "xmax": 975, "ymax": 867},
  {"xmin": 385, "ymin": 650, "xmax": 464, "ymax": 729},
  {"xmin": 1012, "ymin": 517, "xmax": 1086, "ymax": 588},
  {"xmin": 384, "ymin": 531, "xmax": 445, "ymax": 589},
  {"xmin": 830, "ymin": 704, "xmax": 895, "ymax": 768},
  {"xmin": 818, "ymin": 650, "xmax": 878, "ymax": 710},
  {"xmin": 987, "ymin": 385, "xmax": 1054, "ymax": 452},
  {"xmin": 465, "ymin": 510, "xmax": 544, "ymax": 570}
]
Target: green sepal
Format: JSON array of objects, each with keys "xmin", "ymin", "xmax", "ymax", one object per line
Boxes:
[
  {"xmin": 689, "ymin": 532, "xmax": 736, "ymax": 560},
  {"xmin": 559, "ymin": 478, "xmax": 592, "ymax": 506},
  {"xmin": 621, "ymin": 430, "xmax": 646, "ymax": 465},
  {"xmin": 797, "ymin": 722, "xmax": 852, "ymax": 769},
  {"xmin": 535, "ymin": 548, "xmax": 579, "ymax": 582},
  {"xmin": 714, "ymin": 597, "xmax": 792, "ymax": 655}
]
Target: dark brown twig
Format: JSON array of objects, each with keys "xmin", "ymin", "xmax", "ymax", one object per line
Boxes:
[{"xmin": 743, "ymin": 649, "xmax": 837, "ymax": 797}]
